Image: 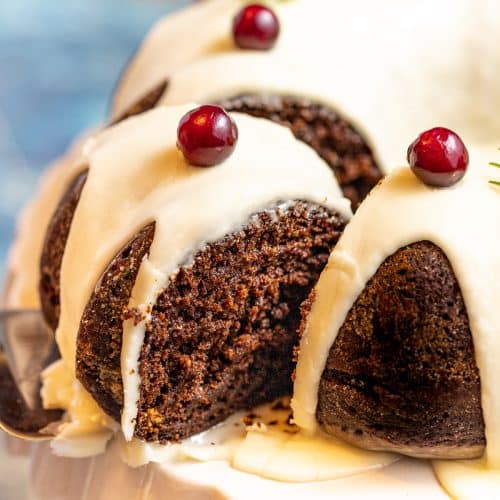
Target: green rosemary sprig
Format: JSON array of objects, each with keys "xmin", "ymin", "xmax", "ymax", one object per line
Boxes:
[{"xmin": 489, "ymin": 161, "xmax": 500, "ymax": 186}]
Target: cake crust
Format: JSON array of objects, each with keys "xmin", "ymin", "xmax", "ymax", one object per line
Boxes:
[
  {"xmin": 76, "ymin": 223, "xmax": 155, "ymax": 420},
  {"xmin": 315, "ymin": 241, "xmax": 485, "ymax": 459},
  {"xmin": 39, "ymin": 170, "xmax": 88, "ymax": 330},
  {"xmin": 111, "ymin": 80, "xmax": 168, "ymax": 125}
]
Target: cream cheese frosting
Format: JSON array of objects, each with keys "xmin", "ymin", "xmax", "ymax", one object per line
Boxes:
[{"xmin": 293, "ymin": 150, "xmax": 500, "ymax": 496}]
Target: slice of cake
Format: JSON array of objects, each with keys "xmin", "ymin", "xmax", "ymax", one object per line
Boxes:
[{"xmin": 41, "ymin": 103, "xmax": 351, "ymax": 454}]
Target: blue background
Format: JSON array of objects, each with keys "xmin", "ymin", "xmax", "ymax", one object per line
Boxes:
[{"xmin": 0, "ymin": 0, "xmax": 190, "ymax": 280}]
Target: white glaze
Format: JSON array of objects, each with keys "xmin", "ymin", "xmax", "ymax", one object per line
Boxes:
[
  {"xmin": 293, "ymin": 151, "xmax": 500, "ymax": 494},
  {"xmin": 45, "ymin": 104, "xmax": 350, "ymax": 458},
  {"xmin": 119, "ymin": 397, "xmax": 396, "ymax": 481},
  {"xmin": 111, "ymin": 0, "xmax": 240, "ymax": 119},
  {"xmin": 113, "ymin": 0, "xmax": 500, "ymax": 174},
  {"xmin": 232, "ymin": 426, "xmax": 397, "ymax": 482},
  {"xmin": 42, "ymin": 360, "xmax": 116, "ymax": 457},
  {"xmin": 433, "ymin": 458, "xmax": 500, "ymax": 499}
]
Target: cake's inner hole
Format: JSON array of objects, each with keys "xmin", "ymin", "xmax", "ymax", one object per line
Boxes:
[{"xmin": 218, "ymin": 94, "xmax": 381, "ymax": 209}]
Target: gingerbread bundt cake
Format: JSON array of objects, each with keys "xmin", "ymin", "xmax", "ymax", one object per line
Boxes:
[
  {"xmin": 5, "ymin": 1, "xmax": 500, "ymax": 497},
  {"xmin": 38, "ymin": 81, "xmax": 381, "ymax": 332},
  {"xmin": 293, "ymin": 129, "xmax": 500, "ymax": 497}
]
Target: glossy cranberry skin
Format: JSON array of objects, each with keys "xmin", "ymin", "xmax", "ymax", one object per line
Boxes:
[
  {"xmin": 177, "ymin": 105, "xmax": 238, "ymax": 167},
  {"xmin": 407, "ymin": 127, "xmax": 469, "ymax": 187},
  {"xmin": 233, "ymin": 4, "xmax": 280, "ymax": 50}
]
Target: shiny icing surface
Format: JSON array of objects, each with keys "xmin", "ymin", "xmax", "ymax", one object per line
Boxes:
[
  {"xmin": 43, "ymin": 104, "xmax": 350, "ymax": 464},
  {"xmin": 111, "ymin": 0, "xmax": 240, "ymax": 120},
  {"xmin": 293, "ymin": 152, "xmax": 500, "ymax": 497},
  {"xmin": 232, "ymin": 425, "xmax": 396, "ymax": 482},
  {"xmin": 42, "ymin": 359, "xmax": 116, "ymax": 457},
  {"xmin": 433, "ymin": 458, "xmax": 500, "ymax": 499}
]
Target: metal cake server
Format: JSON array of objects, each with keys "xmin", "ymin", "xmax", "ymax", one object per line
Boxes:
[{"xmin": 0, "ymin": 310, "xmax": 63, "ymax": 440}]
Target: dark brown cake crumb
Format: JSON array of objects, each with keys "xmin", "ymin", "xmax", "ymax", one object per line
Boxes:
[
  {"xmin": 218, "ymin": 94, "xmax": 382, "ymax": 209},
  {"xmin": 39, "ymin": 170, "xmax": 88, "ymax": 330},
  {"xmin": 315, "ymin": 241, "xmax": 485, "ymax": 459},
  {"xmin": 134, "ymin": 201, "xmax": 345, "ymax": 442},
  {"xmin": 76, "ymin": 223, "xmax": 155, "ymax": 420}
]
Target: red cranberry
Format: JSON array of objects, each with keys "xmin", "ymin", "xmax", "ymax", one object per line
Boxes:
[
  {"xmin": 407, "ymin": 127, "xmax": 469, "ymax": 187},
  {"xmin": 177, "ymin": 105, "xmax": 238, "ymax": 167},
  {"xmin": 233, "ymin": 4, "xmax": 280, "ymax": 50}
]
